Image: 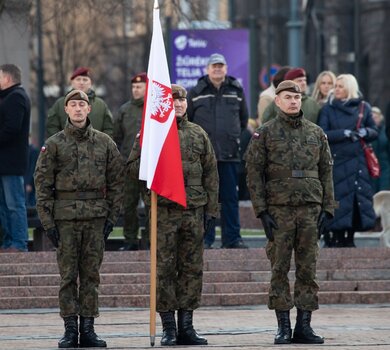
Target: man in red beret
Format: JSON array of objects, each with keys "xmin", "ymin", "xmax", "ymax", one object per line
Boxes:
[
  {"xmin": 46, "ymin": 66, "xmax": 113, "ymax": 138},
  {"xmin": 113, "ymin": 72, "xmax": 149, "ymax": 251},
  {"xmin": 262, "ymin": 67, "xmax": 320, "ymax": 125}
]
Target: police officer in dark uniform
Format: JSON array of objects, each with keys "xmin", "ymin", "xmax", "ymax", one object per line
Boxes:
[
  {"xmin": 34, "ymin": 90, "xmax": 124, "ymax": 348},
  {"xmin": 245, "ymin": 80, "xmax": 335, "ymax": 345},
  {"xmin": 127, "ymin": 84, "xmax": 218, "ymax": 346}
]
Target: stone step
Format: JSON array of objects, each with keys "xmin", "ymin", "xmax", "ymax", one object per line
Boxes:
[
  {"xmin": 2, "ymin": 279, "xmax": 390, "ymax": 299},
  {"xmin": 2, "ymin": 290, "xmax": 390, "ymax": 310},
  {"xmin": 1, "ymin": 257, "xmax": 390, "ymax": 276},
  {"xmin": 0, "ymin": 248, "xmax": 389, "ymax": 310},
  {"xmin": 1, "ymin": 247, "xmax": 389, "ymax": 265}
]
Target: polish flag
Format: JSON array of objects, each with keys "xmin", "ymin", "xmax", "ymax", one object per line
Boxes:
[{"xmin": 139, "ymin": 0, "xmax": 186, "ymax": 207}]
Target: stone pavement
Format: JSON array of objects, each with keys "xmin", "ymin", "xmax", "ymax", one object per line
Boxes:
[{"xmin": 1, "ymin": 304, "xmax": 389, "ymax": 350}]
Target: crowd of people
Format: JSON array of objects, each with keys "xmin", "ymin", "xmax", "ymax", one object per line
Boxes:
[{"xmin": 0, "ymin": 55, "xmax": 389, "ymax": 347}]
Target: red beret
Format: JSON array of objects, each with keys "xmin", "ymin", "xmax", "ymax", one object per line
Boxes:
[
  {"xmin": 285, "ymin": 67, "xmax": 306, "ymax": 81},
  {"xmin": 70, "ymin": 67, "xmax": 91, "ymax": 80},
  {"xmin": 131, "ymin": 72, "xmax": 147, "ymax": 84}
]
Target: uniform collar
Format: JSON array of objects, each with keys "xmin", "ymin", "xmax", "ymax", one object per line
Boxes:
[
  {"xmin": 277, "ymin": 109, "xmax": 304, "ymax": 128},
  {"xmin": 65, "ymin": 118, "xmax": 92, "ymax": 140}
]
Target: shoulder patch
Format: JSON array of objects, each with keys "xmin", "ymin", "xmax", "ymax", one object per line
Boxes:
[{"xmin": 253, "ymin": 132, "xmax": 260, "ymax": 139}]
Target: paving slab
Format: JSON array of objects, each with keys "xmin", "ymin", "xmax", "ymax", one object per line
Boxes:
[{"xmin": 1, "ymin": 304, "xmax": 389, "ymax": 350}]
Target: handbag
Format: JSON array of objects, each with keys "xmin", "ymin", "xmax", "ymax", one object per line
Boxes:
[{"xmin": 356, "ymin": 102, "xmax": 380, "ymax": 178}]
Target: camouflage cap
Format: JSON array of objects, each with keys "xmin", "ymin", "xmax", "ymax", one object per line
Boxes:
[
  {"xmin": 171, "ymin": 84, "xmax": 187, "ymax": 99},
  {"xmin": 275, "ymin": 80, "xmax": 302, "ymax": 95},
  {"xmin": 64, "ymin": 89, "xmax": 90, "ymax": 105}
]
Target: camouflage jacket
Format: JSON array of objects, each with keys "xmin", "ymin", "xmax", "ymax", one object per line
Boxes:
[
  {"xmin": 34, "ymin": 119, "xmax": 124, "ymax": 230},
  {"xmin": 113, "ymin": 97, "xmax": 143, "ymax": 159},
  {"xmin": 244, "ymin": 109, "xmax": 335, "ymax": 216},
  {"xmin": 46, "ymin": 89, "xmax": 113, "ymax": 138},
  {"xmin": 127, "ymin": 114, "xmax": 219, "ymax": 217}
]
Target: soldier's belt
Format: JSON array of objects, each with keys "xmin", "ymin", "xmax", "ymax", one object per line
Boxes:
[
  {"xmin": 267, "ymin": 170, "xmax": 319, "ymax": 180},
  {"xmin": 184, "ymin": 179, "xmax": 202, "ymax": 186},
  {"xmin": 55, "ymin": 191, "xmax": 105, "ymax": 200}
]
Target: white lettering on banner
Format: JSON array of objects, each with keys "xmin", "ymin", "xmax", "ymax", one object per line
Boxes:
[
  {"xmin": 176, "ymin": 79, "xmax": 199, "ymax": 89},
  {"xmin": 188, "ymin": 38, "xmax": 207, "ymax": 48},
  {"xmin": 176, "ymin": 67, "xmax": 203, "ymax": 78},
  {"xmin": 176, "ymin": 55, "xmax": 209, "ymax": 67}
]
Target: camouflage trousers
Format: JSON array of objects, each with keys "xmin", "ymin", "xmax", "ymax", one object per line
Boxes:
[
  {"xmin": 156, "ymin": 206, "xmax": 204, "ymax": 312},
  {"xmin": 123, "ymin": 179, "xmax": 149, "ymax": 245},
  {"xmin": 266, "ymin": 204, "xmax": 321, "ymax": 311},
  {"xmin": 56, "ymin": 218, "xmax": 105, "ymax": 318}
]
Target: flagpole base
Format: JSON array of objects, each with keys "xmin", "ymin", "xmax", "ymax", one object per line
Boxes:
[{"xmin": 150, "ymin": 335, "xmax": 155, "ymax": 347}]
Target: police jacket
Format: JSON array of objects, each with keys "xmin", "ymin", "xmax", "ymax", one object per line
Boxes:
[
  {"xmin": 46, "ymin": 89, "xmax": 113, "ymax": 138},
  {"xmin": 245, "ymin": 109, "xmax": 335, "ymax": 217},
  {"xmin": 0, "ymin": 84, "xmax": 31, "ymax": 175},
  {"xmin": 127, "ymin": 114, "xmax": 219, "ymax": 217},
  {"xmin": 187, "ymin": 75, "xmax": 249, "ymax": 162},
  {"xmin": 34, "ymin": 119, "xmax": 124, "ymax": 230},
  {"xmin": 113, "ymin": 97, "xmax": 143, "ymax": 159}
]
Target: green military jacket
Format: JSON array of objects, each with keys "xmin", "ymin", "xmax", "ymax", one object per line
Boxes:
[
  {"xmin": 46, "ymin": 89, "xmax": 113, "ymax": 138},
  {"xmin": 34, "ymin": 119, "xmax": 124, "ymax": 230},
  {"xmin": 127, "ymin": 114, "xmax": 219, "ymax": 217},
  {"xmin": 245, "ymin": 109, "xmax": 335, "ymax": 217},
  {"xmin": 262, "ymin": 94, "xmax": 320, "ymax": 124},
  {"xmin": 113, "ymin": 97, "xmax": 143, "ymax": 159}
]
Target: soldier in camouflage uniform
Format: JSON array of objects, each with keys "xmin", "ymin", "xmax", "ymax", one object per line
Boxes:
[
  {"xmin": 127, "ymin": 84, "xmax": 218, "ymax": 346},
  {"xmin": 34, "ymin": 90, "xmax": 124, "ymax": 349},
  {"xmin": 245, "ymin": 80, "xmax": 335, "ymax": 345},
  {"xmin": 113, "ymin": 72, "xmax": 149, "ymax": 250}
]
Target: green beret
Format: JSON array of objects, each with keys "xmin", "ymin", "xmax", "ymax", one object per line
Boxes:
[
  {"xmin": 275, "ymin": 80, "xmax": 302, "ymax": 95},
  {"xmin": 171, "ymin": 84, "xmax": 187, "ymax": 99},
  {"xmin": 64, "ymin": 90, "xmax": 90, "ymax": 106}
]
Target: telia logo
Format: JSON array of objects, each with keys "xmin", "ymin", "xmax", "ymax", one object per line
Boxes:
[
  {"xmin": 175, "ymin": 35, "xmax": 208, "ymax": 51},
  {"xmin": 174, "ymin": 35, "xmax": 188, "ymax": 51}
]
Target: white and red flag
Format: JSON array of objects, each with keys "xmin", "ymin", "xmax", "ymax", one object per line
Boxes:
[{"xmin": 139, "ymin": 0, "xmax": 186, "ymax": 207}]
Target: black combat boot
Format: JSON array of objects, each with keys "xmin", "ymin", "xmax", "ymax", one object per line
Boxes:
[
  {"xmin": 292, "ymin": 309, "xmax": 324, "ymax": 344},
  {"xmin": 58, "ymin": 316, "xmax": 78, "ymax": 348},
  {"xmin": 159, "ymin": 311, "xmax": 177, "ymax": 346},
  {"xmin": 177, "ymin": 309, "xmax": 208, "ymax": 345},
  {"xmin": 274, "ymin": 310, "xmax": 292, "ymax": 344},
  {"xmin": 79, "ymin": 316, "xmax": 107, "ymax": 348}
]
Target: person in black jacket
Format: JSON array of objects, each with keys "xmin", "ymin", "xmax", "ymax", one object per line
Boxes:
[
  {"xmin": 0, "ymin": 64, "xmax": 31, "ymax": 252},
  {"xmin": 187, "ymin": 53, "xmax": 249, "ymax": 249}
]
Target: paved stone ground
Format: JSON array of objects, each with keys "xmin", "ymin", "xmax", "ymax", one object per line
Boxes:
[{"xmin": 1, "ymin": 304, "xmax": 389, "ymax": 350}]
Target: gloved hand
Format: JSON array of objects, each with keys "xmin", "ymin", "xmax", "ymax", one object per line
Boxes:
[
  {"xmin": 344, "ymin": 129, "xmax": 359, "ymax": 142},
  {"xmin": 259, "ymin": 211, "xmax": 278, "ymax": 242},
  {"xmin": 103, "ymin": 221, "xmax": 114, "ymax": 242},
  {"xmin": 357, "ymin": 128, "xmax": 367, "ymax": 138},
  {"xmin": 204, "ymin": 214, "xmax": 216, "ymax": 233},
  {"xmin": 317, "ymin": 210, "xmax": 333, "ymax": 239},
  {"xmin": 46, "ymin": 227, "xmax": 59, "ymax": 248}
]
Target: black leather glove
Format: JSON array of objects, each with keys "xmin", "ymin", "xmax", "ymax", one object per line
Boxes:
[
  {"xmin": 259, "ymin": 211, "xmax": 278, "ymax": 242},
  {"xmin": 103, "ymin": 221, "xmax": 114, "ymax": 242},
  {"xmin": 46, "ymin": 227, "xmax": 59, "ymax": 248},
  {"xmin": 204, "ymin": 214, "xmax": 216, "ymax": 233},
  {"xmin": 317, "ymin": 210, "xmax": 333, "ymax": 239}
]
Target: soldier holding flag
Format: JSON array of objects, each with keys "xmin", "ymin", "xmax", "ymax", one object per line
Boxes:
[{"xmin": 127, "ymin": 84, "xmax": 218, "ymax": 346}]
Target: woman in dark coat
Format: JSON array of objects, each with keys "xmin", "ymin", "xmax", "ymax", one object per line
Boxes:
[{"xmin": 318, "ymin": 74, "xmax": 378, "ymax": 247}]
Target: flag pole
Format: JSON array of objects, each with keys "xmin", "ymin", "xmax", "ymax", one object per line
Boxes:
[{"xmin": 149, "ymin": 190, "xmax": 157, "ymax": 346}]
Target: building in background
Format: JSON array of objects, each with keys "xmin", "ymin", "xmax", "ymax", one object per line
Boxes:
[{"xmin": 1, "ymin": 0, "xmax": 389, "ymax": 143}]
